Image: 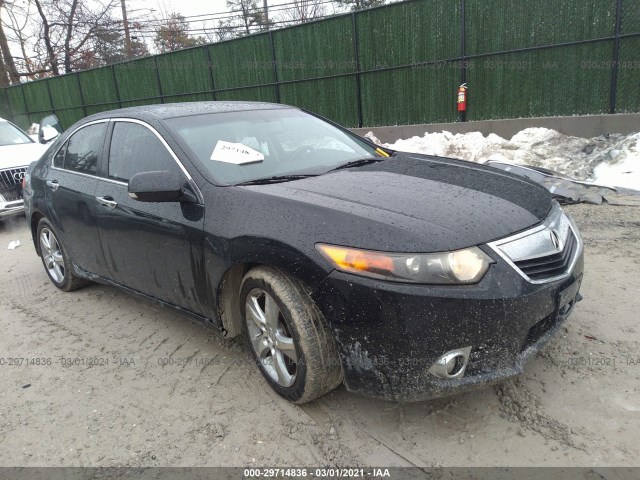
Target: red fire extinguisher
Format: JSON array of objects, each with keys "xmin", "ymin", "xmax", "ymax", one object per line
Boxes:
[{"xmin": 457, "ymin": 83, "xmax": 467, "ymax": 112}]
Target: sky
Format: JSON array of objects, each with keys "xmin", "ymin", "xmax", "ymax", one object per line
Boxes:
[
  {"xmin": 129, "ymin": 0, "xmax": 277, "ymax": 18},
  {"xmin": 126, "ymin": 0, "xmax": 331, "ymax": 43},
  {"xmin": 4, "ymin": 0, "xmax": 351, "ymax": 71}
]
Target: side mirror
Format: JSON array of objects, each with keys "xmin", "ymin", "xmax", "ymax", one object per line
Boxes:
[
  {"xmin": 128, "ymin": 171, "xmax": 192, "ymax": 203},
  {"xmin": 38, "ymin": 114, "xmax": 62, "ymax": 144}
]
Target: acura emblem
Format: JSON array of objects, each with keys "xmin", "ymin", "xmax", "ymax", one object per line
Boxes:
[
  {"xmin": 549, "ymin": 230, "xmax": 560, "ymax": 249},
  {"xmin": 13, "ymin": 171, "xmax": 25, "ymax": 182}
]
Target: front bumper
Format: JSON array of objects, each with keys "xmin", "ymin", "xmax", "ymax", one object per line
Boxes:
[
  {"xmin": 311, "ymin": 247, "xmax": 584, "ymax": 402},
  {"xmin": 0, "ymin": 198, "xmax": 25, "ymax": 219}
]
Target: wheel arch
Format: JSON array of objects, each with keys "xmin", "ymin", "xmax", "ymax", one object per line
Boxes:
[
  {"xmin": 215, "ymin": 255, "xmax": 330, "ymax": 338},
  {"xmin": 30, "ymin": 210, "xmax": 46, "ymax": 256},
  {"xmin": 216, "ymin": 262, "xmax": 255, "ymax": 338}
]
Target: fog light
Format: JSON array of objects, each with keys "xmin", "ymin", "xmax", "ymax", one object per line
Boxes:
[
  {"xmin": 445, "ymin": 354, "xmax": 464, "ymax": 376},
  {"xmin": 429, "ymin": 346, "xmax": 472, "ymax": 379}
]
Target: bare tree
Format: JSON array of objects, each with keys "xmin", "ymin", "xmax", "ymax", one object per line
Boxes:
[
  {"xmin": 0, "ymin": 0, "xmax": 20, "ymax": 84},
  {"xmin": 33, "ymin": 0, "xmax": 120, "ymax": 74},
  {"xmin": 335, "ymin": 0, "xmax": 385, "ymax": 11},
  {"xmin": 216, "ymin": 0, "xmax": 272, "ymax": 40},
  {"xmin": 0, "ymin": 0, "xmax": 157, "ymax": 83},
  {"xmin": 282, "ymin": 0, "xmax": 327, "ymax": 24},
  {"xmin": 153, "ymin": 13, "xmax": 205, "ymax": 53}
]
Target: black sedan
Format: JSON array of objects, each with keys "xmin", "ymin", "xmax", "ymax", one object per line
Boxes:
[{"xmin": 24, "ymin": 102, "xmax": 583, "ymax": 403}]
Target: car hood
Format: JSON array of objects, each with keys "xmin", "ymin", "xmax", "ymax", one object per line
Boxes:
[
  {"xmin": 242, "ymin": 154, "xmax": 553, "ymax": 252},
  {"xmin": 0, "ymin": 142, "xmax": 48, "ymax": 169}
]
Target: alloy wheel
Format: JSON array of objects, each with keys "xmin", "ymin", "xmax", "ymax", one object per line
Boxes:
[
  {"xmin": 245, "ymin": 288, "xmax": 298, "ymax": 387},
  {"xmin": 40, "ymin": 228, "xmax": 65, "ymax": 283}
]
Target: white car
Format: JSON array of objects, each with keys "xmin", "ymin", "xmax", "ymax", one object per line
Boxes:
[{"xmin": 0, "ymin": 117, "xmax": 50, "ymax": 220}]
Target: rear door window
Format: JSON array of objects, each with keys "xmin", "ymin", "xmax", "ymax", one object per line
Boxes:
[
  {"xmin": 63, "ymin": 123, "xmax": 107, "ymax": 175},
  {"xmin": 108, "ymin": 122, "xmax": 179, "ymax": 183}
]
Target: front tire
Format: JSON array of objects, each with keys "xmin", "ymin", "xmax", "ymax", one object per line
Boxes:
[
  {"xmin": 37, "ymin": 219, "xmax": 90, "ymax": 292},
  {"xmin": 240, "ymin": 266, "xmax": 342, "ymax": 404}
]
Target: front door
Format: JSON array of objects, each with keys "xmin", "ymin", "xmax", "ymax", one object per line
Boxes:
[{"xmin": 94, "ymin": 120, "xmax": 207, "ymax": 316}]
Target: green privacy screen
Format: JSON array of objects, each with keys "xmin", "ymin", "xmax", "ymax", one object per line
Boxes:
[
  {"xmin": 357, "ymin": 0, "xmax": 461, "ymax": 125},
  {"xmin": 2, "ymin": 0, "xmax": 639, "ymax": 130}
]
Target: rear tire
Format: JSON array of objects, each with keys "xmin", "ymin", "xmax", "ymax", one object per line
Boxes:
[
  {"xmin": 240, "ymin": 266, "xmax": 342, "ymax": 404},
  {"xmin": 37, "ymin": 218, "xmax": 90, "ymax": 292}
]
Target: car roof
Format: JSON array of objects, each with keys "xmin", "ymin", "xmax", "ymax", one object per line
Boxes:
[{"xmin": 80, "ymin": 101, "xmax": 293, "ymax": 124}]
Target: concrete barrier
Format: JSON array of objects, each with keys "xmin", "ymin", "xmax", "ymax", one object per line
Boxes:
[{"xmin": 350, "ymin": 113, "xmax": 640, "ymax": 143}]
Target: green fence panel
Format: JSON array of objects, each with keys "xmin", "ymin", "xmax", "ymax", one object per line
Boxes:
[
  {"xmin": 22, "ymin": 80, "xmax": 52, "ymax": 119},
  {"xmin": 11, "ymin": 114, "xmax": 30, "ymax": 129},
  {"xmin": 48, "ymin": 74, "xmax": 83, "ymax": 110},
  {"xmin": 273, "ymin": 16, "xmax": 354, "ymax": 81},
  {"xmin": 361, "ymin": 65, "xmax": 459, "ymax": 126},
  {"xmin": 466, "ymin": 0, "xmax": 615, "ymax": 54},
  {"xmin": 279, "ymin": 76, "xmax": 358, "ymax": 126},
  {"xmin": 210, "ymin": 34, "xmax": 275, "ymax": 90},
  {"xmin": 622, "ymin": 0, "xmax": 640, "ymax": 33},
  {"xmin": 0, "ymin": 89, "xmax": 9, "ymax": 119},
  {"xmin": 114, "ymin": 57, "xmax": 161, "ymax": 103},
  {"xmin": 46, "ymin": 74, "xmax": 86, "ymax": 127},
  {"xmin": 6, "ymin": 86, "xmax": 26, "ymax": 115},
  {"xmin": 1, "ymin": 0, "xmax": 639, "ymax": 128},
  {"xmin": 120, "ymin": 98, "xmax": 163, "ymax": 108},
  {"xmin": 167, "ymin": 93, "xmax": 215, "ymax": 103},
  {"xmin": 78, "ymin": 66, "xmax": 120, "ymax": 112},
  {"xmin": 616, "ymin": 37, "xmax": 640, "ymax": 113},
  {"xmin": 215, "ymin": 85, "xmax": 278, "ymax": 103},
  {"xmin": 157, "ymin": 46, "xmax": 213, "ymax": 100},
  {"xmin": 466, "ymin": 42, "xmax": 612, "ymax": 120},
  {"xmin": 84, "ymin": 103, "xmax": 121, "ymax": 116},
  {"xmin": 357, "ymin": 0, "xmax": 461, "ymax": 71},
  {"xmin": 55, "ymin": 108, "xmax": 86, "ymax": 129}
]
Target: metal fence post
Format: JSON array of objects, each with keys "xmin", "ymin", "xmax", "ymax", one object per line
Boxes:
[
  {"xmin": 19, "ymin": 84, "xmax": 29, "ymax": 125},
  {"xmin": 44, "ymin": 79, "xmax": 55, "ymax": 119},
  {"xmin": 111, "ymin": 65, "xmax": 122, "ymax": 108},
  {"xmin": 351, "ymin": 12, "xmax": 364, "ymax": 128},
  {"xmin": 609, "ymin": 0, "xmax": 623, "ymax": 114},
  {"xmin": 153, "ymin": 56, "xmax": 165, "ymax": 104},
  {"xmin": 204, "ymin": 45, "xmax": 218, "ymax": 101},
  {"xmin": 75, "ymin": 72, "xmax": 87, "ymax": 117},
  {"xmin": 269, "ymin": 31, "xmax": 281, "ymax": 103}
]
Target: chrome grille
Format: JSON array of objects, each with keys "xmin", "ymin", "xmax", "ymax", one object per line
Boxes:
[
  {"xmin": 514, "ymin": 230, "xmax": 578, "ymax": 280},
  {"xmin": 0, "ymin": 167, "xmax": 26, "ymax": 201},
  {"xmin": 487, "ymin": 203, "xmax": 582, "ymax": 284}
]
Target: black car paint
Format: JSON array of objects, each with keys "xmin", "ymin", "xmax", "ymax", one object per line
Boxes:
[
  {"xmin": 312, "ymin": 253, "xmax": 583, "ymax": 400},
  {"xmin": 25, "ymin": 102, "xmax": 580, "ymax": 401},
  {"xmin": 242, "ymin": 156, "xmax": 550, "ymax": 253}
]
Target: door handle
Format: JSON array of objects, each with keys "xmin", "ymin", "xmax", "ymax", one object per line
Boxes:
[
  {"xmin": 46, "ymin": 180, "xmax": 59, "ymax": 192},
  {"xmin": 96, "ymin": 196, "xmax": 118, "ymax": 210}
]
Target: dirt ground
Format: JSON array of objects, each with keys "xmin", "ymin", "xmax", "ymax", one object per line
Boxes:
[{"xmin": 0, "ymin": 204, "xmax": 638, "ymax": 467}]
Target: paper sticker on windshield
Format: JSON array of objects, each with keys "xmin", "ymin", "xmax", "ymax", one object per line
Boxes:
[{"xmin": 210, "ymin": 140, "xmax": 264, "ymax": 164}]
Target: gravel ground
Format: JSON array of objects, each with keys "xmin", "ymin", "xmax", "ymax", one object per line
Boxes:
[{"xmin": 0, "ymin": 204, "xmax": 638, "ymax": 467}]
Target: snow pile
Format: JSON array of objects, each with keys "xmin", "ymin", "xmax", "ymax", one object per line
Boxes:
[{"xmin": 366, "ymin": 128, "xmax": 640, "ymax": 191}]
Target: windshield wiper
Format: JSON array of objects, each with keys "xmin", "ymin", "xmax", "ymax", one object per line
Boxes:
[
  {"xmin": 235, "ymin": 174, "xmax": 318, "ymax": 186},
  {"xmin": 325, "ymin": 157, "xmax": 385, "ymax": 173}
]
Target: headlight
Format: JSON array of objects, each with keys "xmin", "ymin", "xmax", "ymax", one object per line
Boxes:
[{"xmin": 316, "ymin": 244, "xmax": 494, "ymax": 284}]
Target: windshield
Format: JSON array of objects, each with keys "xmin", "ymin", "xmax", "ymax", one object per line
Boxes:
[
  {"xmin": 0, "ymin": 121, "xmax": 32, "ymax": 146},
  {"xmin": 165, "ymin": 109, "xmax": 378, "ymax": 185}
]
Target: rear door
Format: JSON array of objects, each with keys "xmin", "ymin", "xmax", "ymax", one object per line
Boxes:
[
  {"xmin": 45, "ymin": 120, "xmax": 109, "ymax": 276},
  {"xmin": 94, "ymin": 119, "xmax": 207, "ymax": 315}
]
